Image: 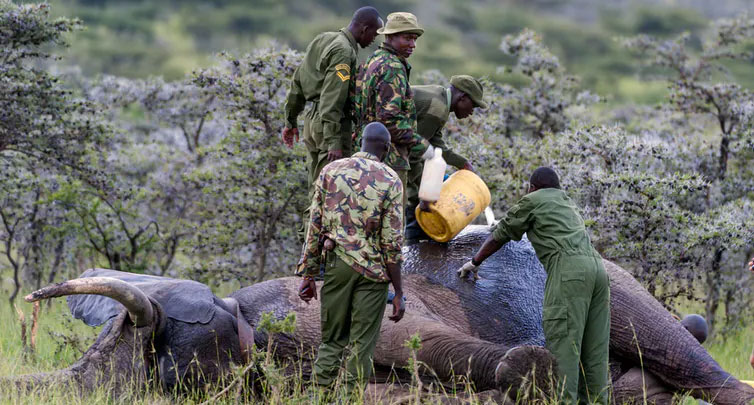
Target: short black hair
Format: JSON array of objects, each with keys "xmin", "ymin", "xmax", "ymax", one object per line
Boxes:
[
  {"xmin": 530, "ymin": 167, "xmax": 561, "ymax": 190},
  {"xmin": 352, "ymin": 7, "xmax": 380, "ymax": 28}
]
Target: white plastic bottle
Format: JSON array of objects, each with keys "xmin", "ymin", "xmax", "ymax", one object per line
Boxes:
[{"xmin": 418, "ymin": 148, "xmax": 446, "ymax": 202}]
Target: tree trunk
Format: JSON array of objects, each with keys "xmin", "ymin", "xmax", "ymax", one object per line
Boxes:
[
  {"xmin": 705, "ymin": 247, "xmax": 725, "ymax": 336},
  {"xmin": 718, "ymin": 134, "xmax": 730, "ymax": 180}
]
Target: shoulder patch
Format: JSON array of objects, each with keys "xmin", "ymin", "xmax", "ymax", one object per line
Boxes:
[{"xmin": 335, "ymin": 63, "xmax": 351, "ymax": 82}]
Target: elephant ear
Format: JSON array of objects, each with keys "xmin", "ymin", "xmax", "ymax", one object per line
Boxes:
[{"xmin": 67, "ymin": 268, "xmax": 217, "ymax": 327}]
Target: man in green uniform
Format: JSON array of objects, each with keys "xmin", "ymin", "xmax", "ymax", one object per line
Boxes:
[
  {"xmin": 282, "ymin": 7, "xmax": 383, "ymax": 239},
  {"xmin": 406, "ymin": 75, "xmax": 488, "ymax": 240},
  {"xmin": 456, "ymin": 167, "xmax": 610, "ymax": 404},
  {"xmin": 353, "ymin": 12, "xmax": 427, "ymax": 207},
  {"xmin": 297, "ymin": 122, "xmax": 405, "ymax": 394}
]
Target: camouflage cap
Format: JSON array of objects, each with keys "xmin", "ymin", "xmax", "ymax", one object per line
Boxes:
[
  {"xmin": 377, "ymin": 12, "xmax": 424, "ymax": 37},
  {"xmin": 450, "ymin": 75, "xmax": 488, "ymax": 109}
]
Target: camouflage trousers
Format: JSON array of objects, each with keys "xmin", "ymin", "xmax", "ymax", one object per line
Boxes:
[{"xmin": 313, "ymin": 253, "xmax": 388, "ymax": 392}]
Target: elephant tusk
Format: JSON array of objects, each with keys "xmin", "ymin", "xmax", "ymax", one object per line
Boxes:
[{"xmin": 26, "ymin": 277, "xmax": 155, "ymax": 327}]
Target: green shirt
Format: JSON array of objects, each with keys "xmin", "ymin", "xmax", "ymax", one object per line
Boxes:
[
  {"xmin": 284, "ymin": 28, "xmax": 358, "ymax": 151},
  {"xmin": 492, "ymin": 188, "xmax": 599, "ymax": 270},
  {"xmin": 298, "ymin": 151, "xmax": 404, "ymax": 282},
  {"xmin": 412, "ymin": 85, "xmax": 469, "ymax": 169}
]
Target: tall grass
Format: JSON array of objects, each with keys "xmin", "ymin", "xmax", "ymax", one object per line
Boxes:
[{"xmin": 0, "ymin": 296, "xmax": 751, "ymax": 404}]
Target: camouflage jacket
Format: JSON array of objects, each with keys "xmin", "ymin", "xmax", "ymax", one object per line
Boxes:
[
  {"xmin": 284, "ymin": 28, "xmax": 358, "ymax": 152},
  {"xmin": 353, "ymin": 43, "xmax": 425, "ymax": 171},
  {"xmin": 297, "ymin": 151, "xmax": 404, "ymax": 282}
]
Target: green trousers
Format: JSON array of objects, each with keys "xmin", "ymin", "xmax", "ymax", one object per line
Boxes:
[
  {"xmin": 299, "ymin": 106, "xmax": 353, "ymax": 243},
  {"xmin": 542, "ymin": 254, "xmax": 610, "ymax": 405},
  {"xmin": 313, "ymin": 254, "xmax": 389, "ymax": 391},
  {"xmin": 405, "ymin": 158, "xmax": 422, "ymax": 226}
]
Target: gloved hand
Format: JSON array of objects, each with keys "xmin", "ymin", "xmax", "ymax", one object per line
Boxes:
[
  {"xmin": 421, "ymin": 144, "xmax": 435, "ymax": 160},
  {"xmin": 457, "ymin": 261, "xmax": 480, "ymax": 280}
]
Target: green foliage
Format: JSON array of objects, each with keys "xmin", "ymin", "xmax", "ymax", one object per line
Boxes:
[
  {"xmin": 257, "ymin": 311, "xmax": 297, "ymax": 336},
  {"xmin": 188, "ymin": 48, "xmax": 307, "ymax": 286},
  {"xmin": 0, "ymin": 2, "xmax": 107, "ymax": 183}
]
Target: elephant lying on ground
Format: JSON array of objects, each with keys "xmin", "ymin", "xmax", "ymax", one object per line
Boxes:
[{"xmin": 4, "ymin": 226, "xmax": 753, "ymax": 404}]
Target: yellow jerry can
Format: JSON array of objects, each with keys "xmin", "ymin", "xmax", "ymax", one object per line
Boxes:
[{"xmin": 415, "ymin": 169, "xmax": 491, "ymax": 243}]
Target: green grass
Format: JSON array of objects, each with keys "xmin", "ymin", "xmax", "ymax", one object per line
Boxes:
[{"xmin": 0, "ymin": 292, "xmax": 752, "ymax": 404}]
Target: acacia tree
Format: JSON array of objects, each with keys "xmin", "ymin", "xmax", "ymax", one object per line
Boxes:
[
  {"xmin": 189, "ymin": 48, "xmax": 307, "ymax": 285},
  {"xmin": 73, "ymin": 75, "xmax": 227, "ymax": 275},
  {"xmin": 443, "ymin": 26, "xmax": 753, "ymax": 334},
  {"xmin": 0, "ymin": 3, "xmax": 107, "ymax": 184},
  {"xmin": 0, "ymin": 3, "xmax": 109, "ymax": 303},
  {"xmin": 624, "ymin": 16, "xmax": 754, "ymax": 332}
]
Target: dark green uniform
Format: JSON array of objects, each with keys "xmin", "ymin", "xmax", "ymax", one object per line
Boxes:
[
  {"xmin": 284, "ymin": 28, "xmax": 359, "ymax": 241},
  {"xmin": 284, "ymin": 28, "xmax": 359, "ymax": 194},
  {"xmin": 406, "ymin": 85, "xmax": 469, "ymax": 231},
  {"xmin": 298, "ymin": 151, "xmax": 404, "ymax": 392},
  {"xmin": 491, "ymin": 188, "xmax": 610, "ymax": 404}
]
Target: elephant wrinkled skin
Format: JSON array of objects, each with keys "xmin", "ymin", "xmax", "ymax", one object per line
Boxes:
[{"xmin": 3, "ymin": 225, "xmax": 752, "ymax": 404}]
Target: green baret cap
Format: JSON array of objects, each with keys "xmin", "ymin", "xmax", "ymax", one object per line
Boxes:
[
  {"xmin": 450, "ymin": 75, "xmax": 488, "ymax": 109},
  {"xmin": 377, "ymin": 12, "xmax": 424, "ymax": 37}
]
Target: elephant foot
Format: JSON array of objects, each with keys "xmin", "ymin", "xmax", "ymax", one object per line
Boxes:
[{"xmin": 495, "ymin": 345, "xmax": 557, "ymax": 401}]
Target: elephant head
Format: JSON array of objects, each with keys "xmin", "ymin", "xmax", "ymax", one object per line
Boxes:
[{"xmin": 7, "ymin": 269, "xmax": 254, "ymax": 393}]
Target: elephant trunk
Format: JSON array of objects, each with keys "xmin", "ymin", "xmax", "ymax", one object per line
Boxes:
[
  {"xmin": 1, "ymin": 369, "xmax": 79, "ymax": 395},
  {"xmin": 376, "ymin": 313, "xmax": 556, "ymax": 399},
  {"xmin": 3, "ymin": 311, "xmax": 152, "ymax": 396},
  {"xmin": 607, "ymin": 261, "xmax": 754, "ymax": 404}
]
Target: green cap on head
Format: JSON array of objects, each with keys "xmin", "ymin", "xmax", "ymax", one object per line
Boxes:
[
  {"xmin": 450, "ymin": 75, "xmax": 488, "ymax": 109},
  {"xmin": 377, "ymin": 12, "xmax": 424, "ymax": 36}
]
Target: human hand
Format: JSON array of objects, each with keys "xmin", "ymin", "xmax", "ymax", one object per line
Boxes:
[
  {"xmin": 389, "ymin": 291, "xmax": 405, "ymax": 322},
  {"xmin": 457, "ymin": 261, "xmax": 480, "ymax": 281},
  {"xmin": 462, "ymin": 162, "xmax": 475, "ymax": 172},
  {"xmin": 298, "ymin": 277, "xmax": 317, "ymax": 303},
  {"xmin": 327, "ymin": 149, "xmax": 343, "ymax": 162},
  {"xmin": 421, "ymin": 145, "xmax": 435, "ymax": 160},
  {"xmin": 282, "ymin": 127, "xmax": 299, "ymax": 148}
]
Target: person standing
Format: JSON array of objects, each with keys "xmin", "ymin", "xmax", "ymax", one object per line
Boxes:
[
  {"xmin": 282, "ymin": 7, "xmax": 383, "ymax": 238},
  {"xmin": 406, "ymin": 75, "xmax": 488, "ymax": 240},
  {"xmin": 456, "ymin": 167, "xmax": 610, "ymax": 404},
  {"xmin": 297, "ymin": 122, "xmax": 405, "ymax": 394},
  {"xmin": 353, "ymin": 12, "xmax": 426, "ymax": 207}
]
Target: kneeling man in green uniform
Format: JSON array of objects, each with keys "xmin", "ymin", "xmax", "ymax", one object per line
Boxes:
[
  {"xmin": 456, "ymin": 167, "xmax": 610, "ymax": 404},
  {"xmin": 405, "ymin": 75, "xmax": 487, "ymax": 240},
  {"xmin": 297, "ymin": 122, "xmax": 405, "ymax": 394}
]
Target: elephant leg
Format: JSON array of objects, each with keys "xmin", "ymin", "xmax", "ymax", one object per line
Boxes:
[
  {"xmin": 613, "ymin": 367, "xmax": 674, "ymax": 405},
  {"xmin": 373, "ymin": 313, "xmax": 556, "ymax": 399}
]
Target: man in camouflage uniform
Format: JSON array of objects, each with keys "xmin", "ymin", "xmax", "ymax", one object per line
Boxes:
[
  {"xmin": 353, "ymin": 12, "xmax": 427, "ymax": 206},
  {"xmin": 297, "ymin": 122, "xmax": 405, "ymax": 394},
  {"xmin": 282, "ymin": 7, "xmax": 383, "ymax": 239},
  {"xmin": 406, "ymin": 75, "xmax": 488, "ymax": 240}
]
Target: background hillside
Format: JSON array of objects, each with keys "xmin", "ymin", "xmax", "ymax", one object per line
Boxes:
[{"xmin": 49, "ymin": 0, "xmax": 754, "ymax": 103}]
